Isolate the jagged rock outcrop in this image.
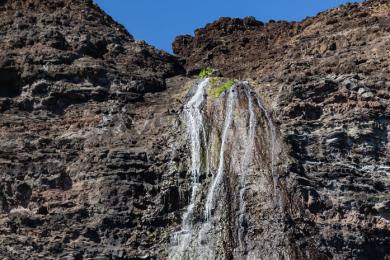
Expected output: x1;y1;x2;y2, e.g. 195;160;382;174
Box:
0;0;184;112
0;0;389;259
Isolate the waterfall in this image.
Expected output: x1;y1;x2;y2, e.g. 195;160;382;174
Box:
237;87;256;252
170;78;209;259
204;88;236;220
181;78;209;229
170;78;278;259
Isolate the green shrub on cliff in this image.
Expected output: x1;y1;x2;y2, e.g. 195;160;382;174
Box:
199;67;214;79
210;79;235;97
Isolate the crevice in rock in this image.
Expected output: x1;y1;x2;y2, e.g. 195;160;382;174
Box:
0;68;23;97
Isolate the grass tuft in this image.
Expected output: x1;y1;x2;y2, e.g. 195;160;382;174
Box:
210;79;235;97
199;67;214;79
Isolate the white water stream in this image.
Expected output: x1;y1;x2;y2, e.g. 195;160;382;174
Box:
181;78;209;229
237;88;257;251
170;78;209;259
204;88;236;220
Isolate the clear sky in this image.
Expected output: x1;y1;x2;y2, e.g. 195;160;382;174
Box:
95;0;363;53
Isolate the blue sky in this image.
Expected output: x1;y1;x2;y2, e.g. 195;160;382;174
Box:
95;0;362;53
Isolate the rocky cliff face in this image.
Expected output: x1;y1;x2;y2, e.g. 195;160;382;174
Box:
0;0;389;259
0;0;186;258
173;0;390;259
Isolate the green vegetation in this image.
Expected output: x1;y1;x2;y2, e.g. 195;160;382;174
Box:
199;67;214;79
209;77;219;87
210;79;235;97
198;68;235;97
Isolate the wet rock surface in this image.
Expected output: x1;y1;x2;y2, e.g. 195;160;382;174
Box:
0;0;390;259
169;79;292;260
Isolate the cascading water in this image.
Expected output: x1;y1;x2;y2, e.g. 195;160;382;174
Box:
237;87;257;253
204;88;236;220
170;78;209;259
181;78;209;229
170;78;279;260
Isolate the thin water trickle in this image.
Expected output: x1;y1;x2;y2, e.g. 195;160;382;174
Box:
204;88;236;220
237;87;257;250
255;96;278;205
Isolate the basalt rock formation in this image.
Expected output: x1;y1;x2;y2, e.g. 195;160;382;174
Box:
0;0;390;259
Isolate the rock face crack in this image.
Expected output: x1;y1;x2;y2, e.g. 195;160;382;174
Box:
0;68;22;97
